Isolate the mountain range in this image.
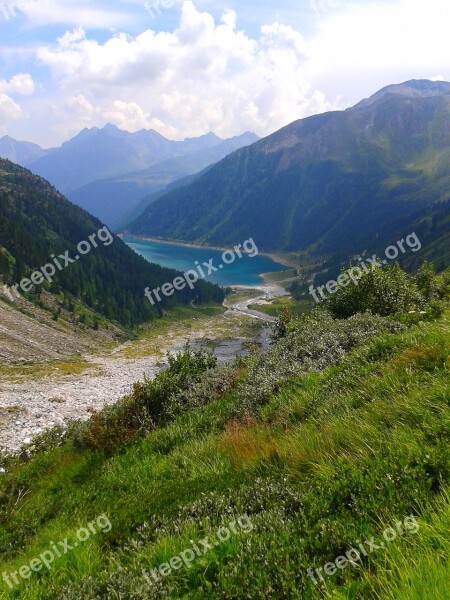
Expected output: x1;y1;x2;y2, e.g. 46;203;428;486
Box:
126;80;450;270
67;132;258;229
1;80;448;281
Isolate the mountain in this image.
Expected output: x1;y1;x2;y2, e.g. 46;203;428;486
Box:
355;79;450;107
0;159;223;327
127;80;450;268
18;125;229;194
0;135;49;164
67;132;258;230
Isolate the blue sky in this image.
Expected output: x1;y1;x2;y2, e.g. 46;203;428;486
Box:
0;0;449;147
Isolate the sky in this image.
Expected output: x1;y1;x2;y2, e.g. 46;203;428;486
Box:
0;0;449;147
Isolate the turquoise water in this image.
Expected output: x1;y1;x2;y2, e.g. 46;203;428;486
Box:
124;236;287;286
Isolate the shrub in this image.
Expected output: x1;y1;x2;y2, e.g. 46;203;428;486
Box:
272;307;293;340
234;309;404;416
70;395;149;451
132;346;217;426
164;365;239;419
71;347;217;451
414;261;440;300
327;262;423;318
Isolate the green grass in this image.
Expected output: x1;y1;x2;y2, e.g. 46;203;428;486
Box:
0;358;100;383
365;492;450;600
0;309;448;599
248;296;312;317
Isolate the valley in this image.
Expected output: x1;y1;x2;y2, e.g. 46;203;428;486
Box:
0;54;449;597
0;285;285;454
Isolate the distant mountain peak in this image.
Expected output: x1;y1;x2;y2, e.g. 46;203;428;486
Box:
184;132;222;143
127;79;450;261
0;135;46;164
355;78;450;108
102;123;121;131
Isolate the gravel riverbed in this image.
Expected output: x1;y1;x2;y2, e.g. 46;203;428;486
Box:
0;286;281;454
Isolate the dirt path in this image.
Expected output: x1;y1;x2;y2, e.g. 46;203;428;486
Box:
224;284;289;321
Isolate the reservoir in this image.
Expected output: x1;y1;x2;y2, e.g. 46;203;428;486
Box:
124;236;288;286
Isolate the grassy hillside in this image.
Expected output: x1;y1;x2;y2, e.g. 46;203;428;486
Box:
0;263;448;598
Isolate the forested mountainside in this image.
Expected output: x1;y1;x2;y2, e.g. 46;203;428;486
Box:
127;80;450;267
0;160;223;327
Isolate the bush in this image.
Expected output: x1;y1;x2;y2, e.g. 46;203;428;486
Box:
234;309;404;416
70;347;217;451
414;261;440;300
164;365;239;419
70;395;149;451
327;262;423;318
132;346;217;426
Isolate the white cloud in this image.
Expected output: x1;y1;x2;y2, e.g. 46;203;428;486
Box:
0;74;34;131
0;73;35;96
306;0;450;100
36;1;332;139
5;0;450;145
0;94;23;130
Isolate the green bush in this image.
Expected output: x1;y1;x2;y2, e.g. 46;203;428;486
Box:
70;347;217;451
133;346;217;426
234;309;404;416
70;395;149;452
327;262;423;318
164;365;239;419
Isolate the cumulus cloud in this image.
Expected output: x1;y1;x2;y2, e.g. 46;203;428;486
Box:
6;0;450;145
0;73;35;96
36;1;332;139
307;0;450;98
0;94;23;130
0;74;35;131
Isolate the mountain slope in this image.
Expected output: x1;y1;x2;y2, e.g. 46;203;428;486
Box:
67;133;258;229
0;136;49;164
128;80;450;266
0;159;223;327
